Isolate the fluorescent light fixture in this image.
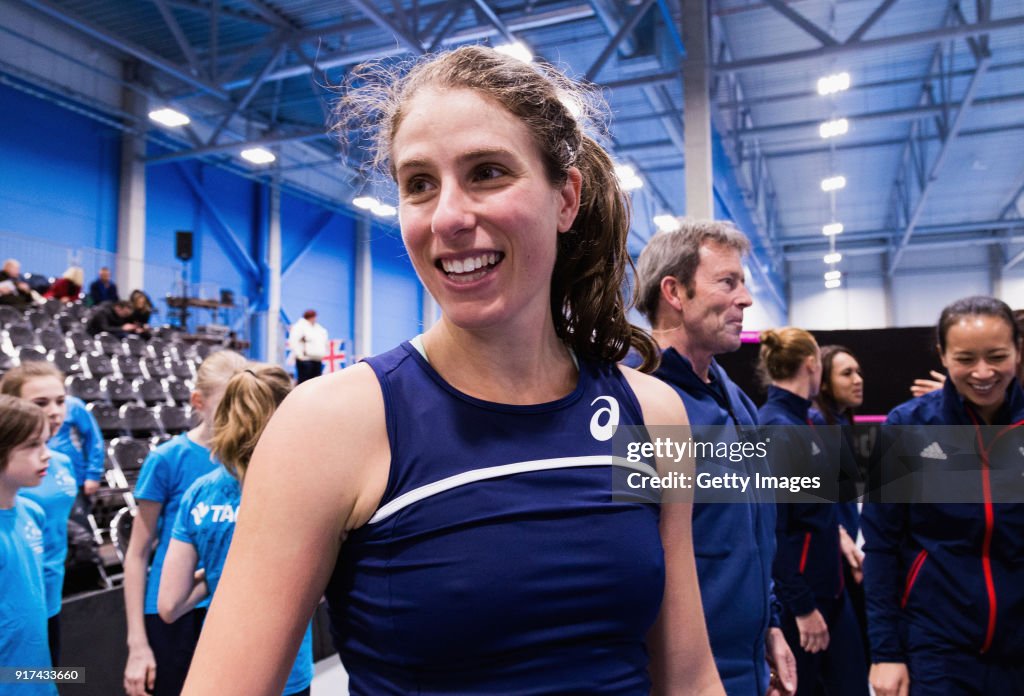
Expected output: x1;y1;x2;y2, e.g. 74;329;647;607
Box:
824;278;842;289
352;196;377;210
821;175;847;192
824;270;842;281
148;108;190;127
822;222;844;236
240;147;275;164
817;72;851;96
614;164;644;191
493;41;533;63
653;215;681;233
818;118;849;139
824;252;843;264
371;202;397;218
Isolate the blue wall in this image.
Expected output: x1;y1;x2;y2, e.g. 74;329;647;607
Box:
1;81;425;361
370;225;422;355
0;82;119;270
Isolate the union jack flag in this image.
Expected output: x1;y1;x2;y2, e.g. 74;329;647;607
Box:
322;339;348;373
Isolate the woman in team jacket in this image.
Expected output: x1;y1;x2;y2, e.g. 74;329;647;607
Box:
758;327;869;696
863;296;1024;696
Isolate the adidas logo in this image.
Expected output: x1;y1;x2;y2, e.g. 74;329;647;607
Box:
811;441;821;456
920;442;947;460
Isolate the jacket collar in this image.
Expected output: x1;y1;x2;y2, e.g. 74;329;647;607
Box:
940;375;1024;425
765;385;813;421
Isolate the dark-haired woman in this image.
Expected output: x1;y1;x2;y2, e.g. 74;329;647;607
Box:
863;296;1024;696
810;346;869;665
759;328;869;696
181;45;723;696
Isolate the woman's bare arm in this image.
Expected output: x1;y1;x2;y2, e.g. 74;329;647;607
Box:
181;364;390;696
621;367;725;696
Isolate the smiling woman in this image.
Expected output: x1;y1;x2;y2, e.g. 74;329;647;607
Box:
179;45;724;696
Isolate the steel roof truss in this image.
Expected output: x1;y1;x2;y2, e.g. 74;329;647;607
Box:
151;0;205;79
761;0;837;47
350;0;425;54
206;42;286;147
584;0;656;82
846;0;900;44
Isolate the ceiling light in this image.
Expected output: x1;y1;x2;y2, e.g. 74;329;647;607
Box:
821;175;847;192
824;270;842;281
493;41;533;63
371;202;397;218
352;196;378;210
148;108;190;127
819;118;849;139
653;215;681;233
240;147;275;164
614;164;644;191
824;278;842;289
817;72;851;96
822;222;844;236
824;252;842;264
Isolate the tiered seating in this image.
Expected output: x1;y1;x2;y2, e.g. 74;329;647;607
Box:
0;300;221;591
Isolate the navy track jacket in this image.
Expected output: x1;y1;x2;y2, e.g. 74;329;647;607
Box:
862;378;1024;662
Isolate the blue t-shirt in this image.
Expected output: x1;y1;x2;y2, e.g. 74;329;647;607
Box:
18;450;77;617
134;434;217;615
0;498;57;695
172;468;313;695
48;396;105;487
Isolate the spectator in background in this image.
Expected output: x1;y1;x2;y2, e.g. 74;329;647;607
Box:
87;300;141;338
87;267;119;306
288;309;328;383
129;289;154;329
44;266;84;303
0;258;35;309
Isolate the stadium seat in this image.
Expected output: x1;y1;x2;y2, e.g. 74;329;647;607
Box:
108;437;152;488
6;325;39;348
157;404;191;435
120;403;161;437
95;332;125;356
52;351;84;376
84;353;115;378
26;311;52;330
86;401;123;438
166;379;192;404
66;376;103;402
102;377;139;405
169;359;194;380
17;346;48;363
37;327;68;353
138;378;169;405
113;355;143;379
41;299;63;316
123;334;149;358
0;306;25;328
143;356;170;378
67;331;96;354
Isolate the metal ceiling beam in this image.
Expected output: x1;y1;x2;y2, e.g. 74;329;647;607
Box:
17;0;231;99
147;128;326;164
846;0;899;43
206;42;286;146
349;0;425;54
220;4;595;89
588;0;638;55
469;0;516;45
162;0;280;28
999;177;1024;271
782;219;1024;249
585;0;656;81
761;0;837;47
786;232;1024;262
152;0;204;78
729;90;1024;140
888;58;991;274
713;13;1024;74
760;122;1024;160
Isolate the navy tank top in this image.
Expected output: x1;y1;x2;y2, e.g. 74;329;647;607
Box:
324;341;665;695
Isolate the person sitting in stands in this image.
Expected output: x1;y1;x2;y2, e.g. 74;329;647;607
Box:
129;290;154;329
87;267;119;306
87;301;140;338
44;267;84;303
0;258;35;309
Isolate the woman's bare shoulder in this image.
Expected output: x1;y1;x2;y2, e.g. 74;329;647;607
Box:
617;364;688;427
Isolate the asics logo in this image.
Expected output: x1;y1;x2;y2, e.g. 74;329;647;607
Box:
590;396;620;441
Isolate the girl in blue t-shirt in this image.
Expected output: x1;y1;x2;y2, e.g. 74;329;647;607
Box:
122;350;248;696
0;394;57;696
158;364;312;696
1;362;78;666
